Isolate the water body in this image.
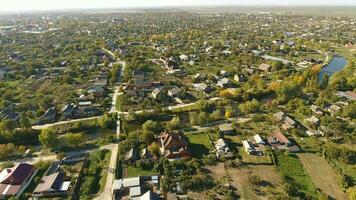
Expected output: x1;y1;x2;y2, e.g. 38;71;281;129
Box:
319;56;347;81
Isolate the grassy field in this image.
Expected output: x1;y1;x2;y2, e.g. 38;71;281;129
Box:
298;153;347;200
239;149;272;165
186;132;213;158
126;165;158;177
275;152;317;198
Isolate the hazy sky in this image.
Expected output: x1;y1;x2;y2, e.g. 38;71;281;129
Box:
0;0;355;12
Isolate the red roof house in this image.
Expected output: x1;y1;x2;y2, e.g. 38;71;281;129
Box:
0;163;35;197
158;130;192;160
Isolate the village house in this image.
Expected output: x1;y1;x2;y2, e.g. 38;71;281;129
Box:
254;134;266;145
220;70;229;77
0;106;19;122
305;116;320;126
125;148;139;164
179;54;189;61
132;70;145;80
112;177;161;200
258;63;271;72
139;190;161;200
41;107;57;123
234;74;247;82
327;104;341;115
273;111;286;121
215;138;233;158
151;88;161;99
282;116;296;130
168;87;182;97
272;131;292;146
87;85;105;97
242;140;256;155
218;123;234;135
217;78;232;88
133;79;152;90
157;130;191;160
310;105;323;115
192;83;211;93
0;163;36;199
33;171;70;197
112;177;141;199
335;91;356;101
61;103;78;119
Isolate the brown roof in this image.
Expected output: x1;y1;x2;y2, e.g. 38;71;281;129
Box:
0;163;34;185
161;131;188;149
0;163;35;196
273;131;291;145
34;172;64;194
160;130;191;159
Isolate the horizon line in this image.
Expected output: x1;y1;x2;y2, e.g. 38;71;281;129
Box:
1;4;356;15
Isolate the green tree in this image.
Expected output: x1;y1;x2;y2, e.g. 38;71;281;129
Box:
39;129;58;148
20;114;31;129
142;120;161;133
64;132;86;147
167;116;181;130
189;112;198;126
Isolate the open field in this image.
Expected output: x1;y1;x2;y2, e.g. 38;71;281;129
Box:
275;152;317;198
186;132;213;158
125;165;158;178
206;163;286;200
298;153;347;200
228;165;286;200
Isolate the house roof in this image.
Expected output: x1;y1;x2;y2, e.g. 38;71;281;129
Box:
0;163;34;185
140;190;161;200
273;111;285;121
168;87;182;95
254;134;264;144
34;172;64;193
305;116;319;124
284;116;295;126
259;63;271;71
273;131;291;145
161;131;188;149
0;163;35;196
130;186;141;197
123;177;140;188
218;123;233;132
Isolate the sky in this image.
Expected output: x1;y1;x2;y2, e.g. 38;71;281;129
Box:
0;0;355;12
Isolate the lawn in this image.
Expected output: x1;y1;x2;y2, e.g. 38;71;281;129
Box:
76;149;111;198
239;149;272;165
275;152;317;198
186;132;213;158
126;165;158;177
298;153;347;200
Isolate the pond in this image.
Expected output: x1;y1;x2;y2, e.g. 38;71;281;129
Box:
319;56;347;81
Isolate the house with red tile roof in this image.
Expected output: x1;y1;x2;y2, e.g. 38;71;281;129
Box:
0;163;36;198
158;130;192;160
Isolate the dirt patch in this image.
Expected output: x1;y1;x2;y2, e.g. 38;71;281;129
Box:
298;153;347;200
206;163;285;200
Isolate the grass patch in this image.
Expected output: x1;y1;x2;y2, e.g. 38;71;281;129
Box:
76;149;111;199
99;150;112;192
239;149;272;165
275;152;317;198
186;132;212;158
126;165;157;177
